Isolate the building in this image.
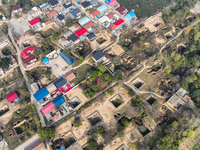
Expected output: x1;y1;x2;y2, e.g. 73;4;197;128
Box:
22;55;37;68
81;1;92;9
39;3;50;12
46;83;58;94
57;14;65;22
12;4;22;13
90;9;100;19
108;19;125;33
108;0;118;7
65;71;76;81
116;6;127;15
86;32;96;41
42;57;49;64
27;7;42;20
33;88;51;105
90;0;98;6
99;16;111;27
26;140;46;150
92;51;106;63
75;28;87;38
106;12;115;19
0;35;10;47
54;77;74;93
6;91;20;103
84;21;95;31
70;8;81;18
28;18;41;29
47;10;58;18
67;33;79;43
63;30;73;38
63;3;72;10
49;0;59;7
59;52;74;66
97;4;108;13
125;11;136;21
78;16;90;26
59;37;69;48
20;46;35;59
30;83;39;93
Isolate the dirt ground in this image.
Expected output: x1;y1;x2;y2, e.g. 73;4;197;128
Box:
55;84;132;146
17;35;39;50
155;36;166;45
96;32;113;49
110;44;124;56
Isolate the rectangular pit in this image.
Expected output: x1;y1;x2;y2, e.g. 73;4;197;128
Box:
87;111;103;127
145;95;157;105
109;94;124;108
132;78;144;89
137;125;151;137
68;96;81;109
0;105;9;116
64;131;76;149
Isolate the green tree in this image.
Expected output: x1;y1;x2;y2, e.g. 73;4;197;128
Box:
98;63;107;73
9;0;16;6
104;73;110;81
131;143;137;149
65;19;73;27
87;138;98;150
52;33;59;41
121;118;129;127
78;56;85;63
91;84;98;91
73;117;82;127
38;127;54;141
165;67;171;75
98;126;106;136
114;71;123;80
2;47;11;56
171;121;178;127
44;69;51;77
187;130;196;138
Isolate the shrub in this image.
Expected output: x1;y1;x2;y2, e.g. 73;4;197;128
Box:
117;130;124;138
38;127;54;141
2;47;11;56
73;117;82;127
171;121;178;127
121;118;129;127
87;138;98;150
98;126;106;137
131;142;137;149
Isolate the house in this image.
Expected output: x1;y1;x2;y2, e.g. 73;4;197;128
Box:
108;19;124;32
84;21;94;31
41;20;55;31
116;6;127;15
20;46;35;59
28;7;42;20
90;9;100;19
54;77;67;89
67;33;79;43
0;35;10;47
46;83;58;94
26;140;46;150
78;16;90;26
63;3;72;10
108;0;118;7
92;51;106;63
59;37;69;48
90;0;98;6
70;8;81;18
28;18;41;29
49;0;59;7
59;52;74;66
30;83;39;93
73;23;80;29
106;12;115;19
39;3;50;12
81;1;92;9
33;88;51;105
69;23;80;32
97;4;108;13
57;14;65;22
86;32;96;41
108;24;117;31
22;55;37;68
99;16;111;27
63;30;73;38
42;57;49;64
65;70;76;81
167;88;191;113
6;91;20;103
12;4;22;13
125;11;136;21
75;28;87;38
47;10;58;18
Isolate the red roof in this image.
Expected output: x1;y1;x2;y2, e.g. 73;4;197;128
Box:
23;55;37;67
108;0;117;7
20;46;35;59
90;9;100;17
106;12;115;19
55;89;59;93
116;6;126;14
47;10;58;18
28;18;40;26
108;24;117;31
6;91;18;103
83;21;94;29
41;102;55;114
114;19;124;26
75;28;87;37
73;23;80;28
12;4;21;11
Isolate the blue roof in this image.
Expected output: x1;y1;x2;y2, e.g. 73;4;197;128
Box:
87;32;95;40
70;8;81;16
81;1;91;8
97;4;107;12
90;0;98;5
125;14;132;21
59;52;74;66
93;51;104;61
38;99;45;105
128;11;135;17
57;14;65;21
53;96;65;107
33;88;49;101
49;0;58;6
43;57;49;64
16;98;20;103
39;3;50;9
78;16;90;25
60;148;65;150
63;3;72;9
104;0;111;3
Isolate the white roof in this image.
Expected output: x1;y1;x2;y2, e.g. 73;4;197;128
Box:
30;83;39;93
98;16;110;23
46;83;57;93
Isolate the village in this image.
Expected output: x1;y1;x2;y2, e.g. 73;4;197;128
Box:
0;0;200;150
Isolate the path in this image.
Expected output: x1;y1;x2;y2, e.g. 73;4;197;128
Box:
8;28;46;127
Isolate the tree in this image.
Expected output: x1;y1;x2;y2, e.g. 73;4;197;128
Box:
91;84;98;91
131;143;137;149
78;56;85;63
98;126;106;136
2;47;11;56
38;127;54;141
73;117;82;127
121;118;129;127
104;73;110;81
65;19;73;27
171;121;178;127
44;69;51;77
87;138;98;150
52;33;59;41
114;71;123;80
98;63;107;73
9;0;16;6
165;67;171;75
187;130;196;138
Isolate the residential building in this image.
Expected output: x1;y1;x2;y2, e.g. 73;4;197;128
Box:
78;16;90;26
57;14;65;23
42;57;49;64
6;91;20;103
22;55;37;68
0;35;10;47
84;21;95;31
28;7;43;20
12;4;22;13
20;46;35;59
26;140;46;150
63;30;73;38
59;37;69;48
67;33;79;44
59;51;74;66
47;10;58;18
108;0;118;7
28;17;41;30
63;3;73;12
30;83;39;93
125;11;136;22
86;32;96;41
54;77;74;93
81;1;92;9
33;88;51;105
70;8;81;18
92;51;107;63
46;83;58;94
75;28;87;38
39;3;50;12
116;6;128;15
90;9;100;19
90;0;98;6
97;4;108;14
49;0;59;7
65;70;76;81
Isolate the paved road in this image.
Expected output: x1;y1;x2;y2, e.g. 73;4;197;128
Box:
8;28;46;127
14;134;41;150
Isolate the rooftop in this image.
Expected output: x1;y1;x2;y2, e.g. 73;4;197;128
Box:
20;46;35;59
52;96;65;107
54;77;67;89
97;4;107;12
75;28;87;37
6;91;18;103
114;19;124;26
81;1;91;8
90;0;98;5
28;18;40;26
59;52;74;66
83;21;94;29
67;33;79;42
12;4;21;11
33;88;49;102
93;51;104;61
47;10;58;18
108;0;117;7
65;71;76;81
87;32;96;40
23;55;36;67
70;8;81;17
46;83;57;93
57;14;65;21
26;140;45;150
90;9;100;17
41;102;55;115
78;16;90;26
63;3;72;9
116;6;126;14
49;0;59;6
106;12;115;19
